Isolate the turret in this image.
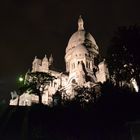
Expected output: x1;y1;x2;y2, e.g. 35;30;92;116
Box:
96;59;109;83
42;54;49;72
49;54;53;68
32;56;41;72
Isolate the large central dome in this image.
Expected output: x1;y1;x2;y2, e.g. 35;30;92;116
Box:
66;16;99;53
65;16;100;73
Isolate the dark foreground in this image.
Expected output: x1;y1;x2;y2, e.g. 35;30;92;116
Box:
0;92;140;140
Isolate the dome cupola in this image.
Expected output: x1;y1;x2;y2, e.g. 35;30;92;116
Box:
78;15;84;31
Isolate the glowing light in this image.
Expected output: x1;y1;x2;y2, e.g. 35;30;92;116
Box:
19;77;24;82
131;78;139;92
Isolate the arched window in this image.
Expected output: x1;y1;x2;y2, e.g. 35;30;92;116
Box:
86;61;88;68
87;61;91;69
54;82;57;88
89;62;91;69
72;79;76;84
86;61;92;69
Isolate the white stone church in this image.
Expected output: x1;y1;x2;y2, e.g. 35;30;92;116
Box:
10;16;109;106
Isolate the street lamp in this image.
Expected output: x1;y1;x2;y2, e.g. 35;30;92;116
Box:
19;76;24;82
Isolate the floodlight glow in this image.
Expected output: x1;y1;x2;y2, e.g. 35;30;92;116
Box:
131;78;139;92
19;77;24;82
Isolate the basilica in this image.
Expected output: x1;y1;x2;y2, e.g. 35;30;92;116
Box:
10;16;109;106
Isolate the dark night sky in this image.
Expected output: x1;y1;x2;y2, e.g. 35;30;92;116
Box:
0;0;139;102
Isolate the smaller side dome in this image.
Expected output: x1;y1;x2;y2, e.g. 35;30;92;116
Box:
72;44;89;57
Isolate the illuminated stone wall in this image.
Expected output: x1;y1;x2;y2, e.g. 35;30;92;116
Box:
10;16;109;106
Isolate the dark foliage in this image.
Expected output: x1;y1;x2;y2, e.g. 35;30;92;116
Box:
1;82;140;140
18;72;56;104
107;25;140;86
73;85;101;107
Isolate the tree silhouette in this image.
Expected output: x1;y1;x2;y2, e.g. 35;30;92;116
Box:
74;85;101;107
52;90;62;106
107;25;140;87
19;72;56;104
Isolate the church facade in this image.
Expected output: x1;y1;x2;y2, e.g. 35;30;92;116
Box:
10;16;109;106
